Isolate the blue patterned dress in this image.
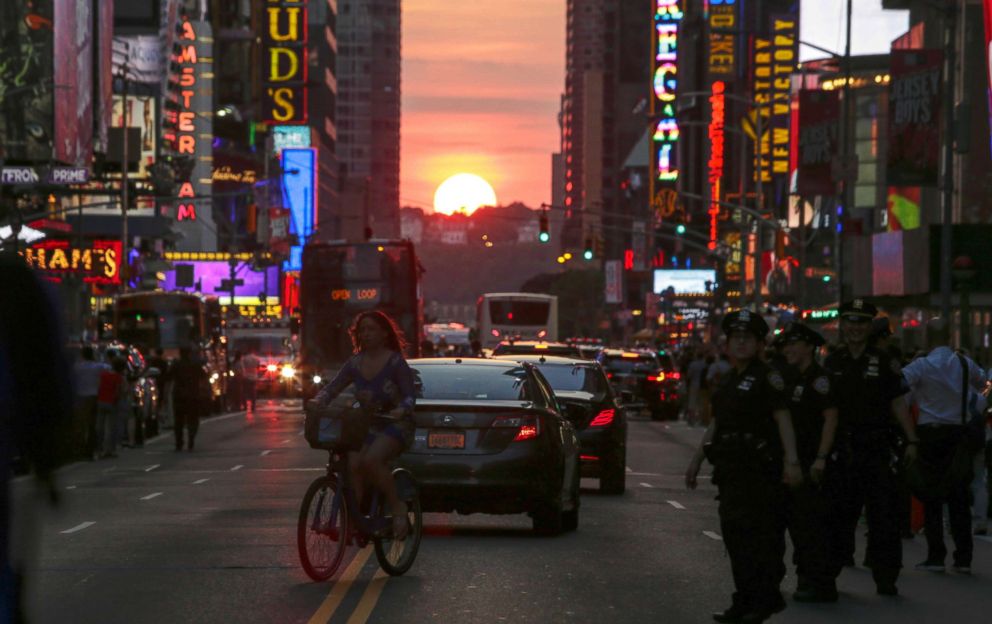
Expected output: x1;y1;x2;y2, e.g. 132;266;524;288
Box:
314;351;416;448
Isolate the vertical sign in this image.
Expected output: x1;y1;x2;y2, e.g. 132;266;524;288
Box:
752;38;772;183
650;0;683;215
887;49;943;187
797;89;840;196
708;81;726;250
264;0;308;124
282;148;317;271
769;14;798;191
605;260;623;304
707;0;738;80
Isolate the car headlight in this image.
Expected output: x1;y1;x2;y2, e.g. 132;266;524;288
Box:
312;374;322;385
266;364;278;373
280;365;295;379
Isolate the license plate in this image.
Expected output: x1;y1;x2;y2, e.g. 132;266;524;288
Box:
428;430;465;449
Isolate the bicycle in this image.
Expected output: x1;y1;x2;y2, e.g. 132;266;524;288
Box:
298;405;423;580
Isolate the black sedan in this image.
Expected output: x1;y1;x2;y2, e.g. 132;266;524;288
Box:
598;349;678;420
494;355;627;494
401;358;581;535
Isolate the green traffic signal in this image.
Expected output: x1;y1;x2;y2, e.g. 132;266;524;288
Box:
583;249;594;261
539;231;550;243
675;224;686;235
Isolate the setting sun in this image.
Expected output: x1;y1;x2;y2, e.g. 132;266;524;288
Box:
433;173;498;216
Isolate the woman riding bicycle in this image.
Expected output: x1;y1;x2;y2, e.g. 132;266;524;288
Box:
311;310;416;539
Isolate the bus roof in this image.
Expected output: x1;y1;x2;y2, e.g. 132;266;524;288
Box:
480;293;557;300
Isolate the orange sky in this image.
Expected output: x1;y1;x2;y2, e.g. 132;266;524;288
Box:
401;1;565;213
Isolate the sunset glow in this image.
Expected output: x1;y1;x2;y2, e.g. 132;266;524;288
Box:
433;174;498;216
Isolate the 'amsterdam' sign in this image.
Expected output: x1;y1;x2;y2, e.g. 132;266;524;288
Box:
263;0;308;124
23;239;122;284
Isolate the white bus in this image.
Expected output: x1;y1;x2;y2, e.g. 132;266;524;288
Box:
477;293;559;348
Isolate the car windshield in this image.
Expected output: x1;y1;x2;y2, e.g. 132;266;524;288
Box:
603;355;659;373
412;364;532;401
536;364;607;395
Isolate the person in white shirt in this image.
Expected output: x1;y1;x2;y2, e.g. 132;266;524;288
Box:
901;317;984;574
240;352;261;412
73;346;110;460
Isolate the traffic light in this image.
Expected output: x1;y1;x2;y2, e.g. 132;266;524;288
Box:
538;211;550;243
675;223;686;235
583;238;594;261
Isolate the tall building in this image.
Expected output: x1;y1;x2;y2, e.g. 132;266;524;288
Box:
561;0;610;252
335;0;402;240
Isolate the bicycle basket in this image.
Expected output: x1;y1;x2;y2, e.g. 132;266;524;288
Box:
304;406;372;451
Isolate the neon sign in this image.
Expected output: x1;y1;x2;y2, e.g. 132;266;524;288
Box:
708;81;726;250
708;0;737;78
770;14;798;180
23;240;122;284
651;0;683;198
264;0;308;124
173;16;199;221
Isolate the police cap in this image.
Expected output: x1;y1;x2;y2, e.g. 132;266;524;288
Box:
838;299;877;321
780;322;826;347
721;309;769;339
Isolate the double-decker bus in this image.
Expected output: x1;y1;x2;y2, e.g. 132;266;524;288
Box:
477;292;558;348
300;239;423;396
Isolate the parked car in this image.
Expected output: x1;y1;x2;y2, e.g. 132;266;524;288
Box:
400;358;581;535
491;340;582;359
598;349;679;420
493;354;626;494
101;342;160;438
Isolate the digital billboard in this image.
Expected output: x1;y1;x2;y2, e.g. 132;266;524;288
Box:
653;269;717;296
282;148;317;271
162;261;280;306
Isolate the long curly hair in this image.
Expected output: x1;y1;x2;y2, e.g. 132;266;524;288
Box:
349;310;408;354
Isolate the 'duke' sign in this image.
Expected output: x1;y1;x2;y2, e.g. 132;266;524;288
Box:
263;0;308;124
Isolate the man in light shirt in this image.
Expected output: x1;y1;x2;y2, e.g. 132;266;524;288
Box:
73;346;110;460
901;317;984;574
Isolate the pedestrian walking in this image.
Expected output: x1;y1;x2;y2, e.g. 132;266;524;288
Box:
241;351;260;412
685;351;708;426
72;345;109;460
686;309;802;623
96;358;128;459
901;317;985;574
171;348;208;451
779;322;839;602
823;299;918;596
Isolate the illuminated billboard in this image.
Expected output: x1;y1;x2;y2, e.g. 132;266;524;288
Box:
653;269;717;296
707;0;737;79
282;148;317;271
649;0;683;213
24;240;122;285
263;0;308;124
162;261;280;306
707;81;726;250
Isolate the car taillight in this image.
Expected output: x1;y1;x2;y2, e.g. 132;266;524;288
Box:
646;372;666;382
606;372;614;380
491;329;500;337
537;329;547;338
670;371;681;380
493;414;540;441
589;408;615;427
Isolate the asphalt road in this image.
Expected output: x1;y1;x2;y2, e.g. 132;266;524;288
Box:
12;399;992;623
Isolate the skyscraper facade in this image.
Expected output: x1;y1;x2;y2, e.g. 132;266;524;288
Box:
335;0;402;240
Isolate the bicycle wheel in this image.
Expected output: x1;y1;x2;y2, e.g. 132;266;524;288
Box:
298;475;350;581
373;469;422;576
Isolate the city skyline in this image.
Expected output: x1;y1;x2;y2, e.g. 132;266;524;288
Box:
401;0;909;212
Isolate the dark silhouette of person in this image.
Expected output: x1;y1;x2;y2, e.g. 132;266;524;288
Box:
171;348;208;451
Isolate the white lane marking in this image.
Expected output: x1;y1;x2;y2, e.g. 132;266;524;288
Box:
61;522;96;534
703;531;723;541
144;464;161;472
664;425;671;430
625;466;633;473
140;492;163;501
281;439;291;444
628;471;663;477
65;485;77;490
666;500;686;510
231;465;244;471
260;450;272;456
193;478;210;485
639;482;654;489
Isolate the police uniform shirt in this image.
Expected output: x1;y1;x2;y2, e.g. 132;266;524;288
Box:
787;361;838;470
712;358;789;446
823;345;906;432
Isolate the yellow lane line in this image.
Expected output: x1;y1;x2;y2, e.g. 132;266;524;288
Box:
345;568;390;624
307;547;373;624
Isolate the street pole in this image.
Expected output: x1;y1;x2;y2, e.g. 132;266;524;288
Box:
837;0;852;306
738;113;748;307
120;55;130;292
753;103;763;311
939;5;957;325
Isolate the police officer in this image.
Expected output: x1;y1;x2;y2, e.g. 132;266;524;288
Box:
686;310;802;623
779;322;839;602
823;300;919;596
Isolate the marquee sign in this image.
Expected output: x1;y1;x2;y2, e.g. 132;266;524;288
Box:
650;0;683;213
23;240;122;284
707;0;737;79
769;14;798;184
263;0;308;124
